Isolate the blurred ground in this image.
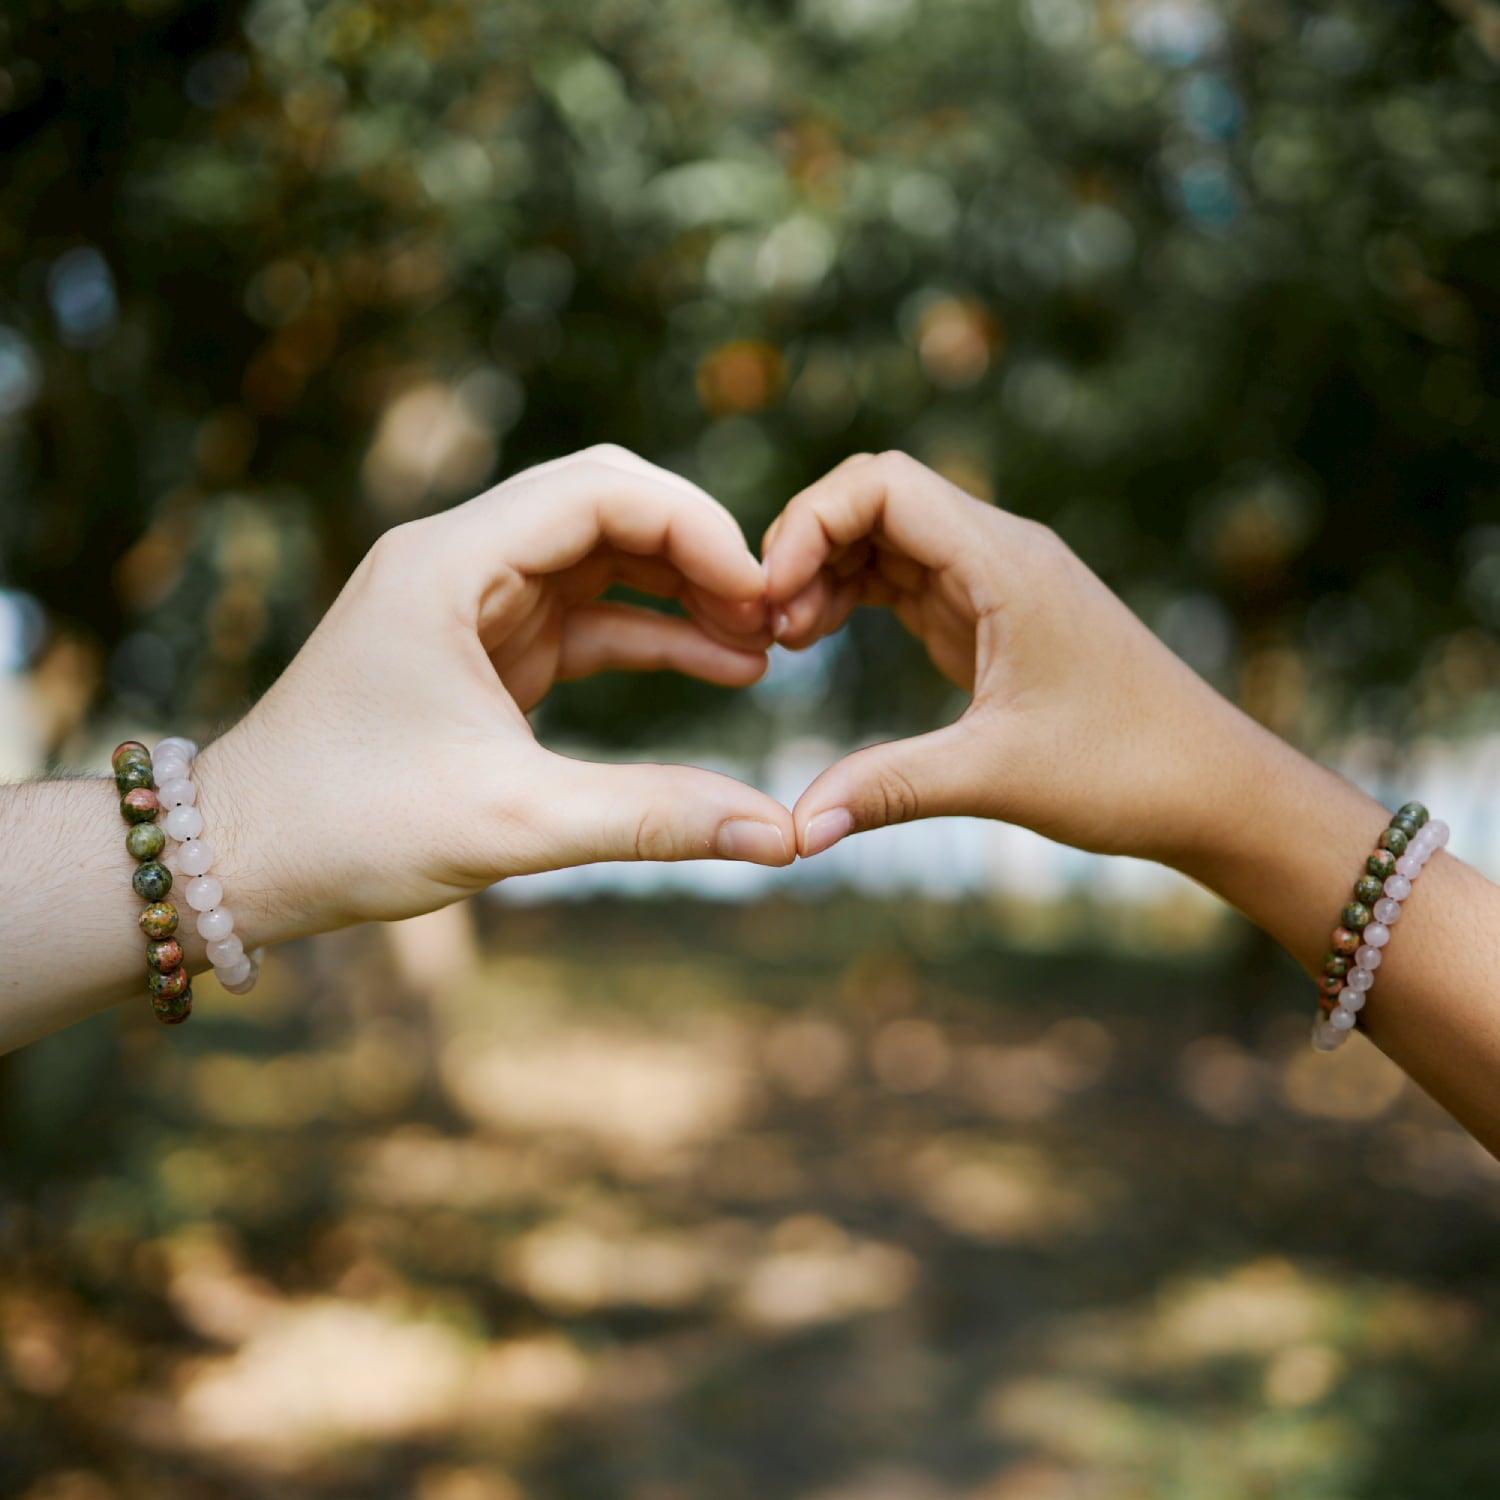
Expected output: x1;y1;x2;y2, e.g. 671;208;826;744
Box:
4;895;1499;1500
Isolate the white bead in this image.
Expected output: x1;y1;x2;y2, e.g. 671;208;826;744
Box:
1312;1021;1343;1052
1349;967;1375;992
155;736;198;760
153;755;190;784
197;907;234;941
185;875;223;912
1356;944;1382;972
1330;1006;1357;1030
1373;897;1402;925
1383;874;1412;902
219;957;259;996
1417;818;1449;851
206;934;244;967
217;954;253;986
177;839;214;877
1363;922;1390;948
164;805;204;841
1342;988;1366;1012
157;777;196;809
1395;853;1423;879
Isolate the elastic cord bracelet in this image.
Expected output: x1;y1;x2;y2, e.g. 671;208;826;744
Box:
1312;802;1448;1053
152;738;261;996
112;740;191;1025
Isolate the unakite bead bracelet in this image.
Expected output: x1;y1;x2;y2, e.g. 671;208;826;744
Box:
112;739;192;1025
152;738;261;996
1312;801;1448;1053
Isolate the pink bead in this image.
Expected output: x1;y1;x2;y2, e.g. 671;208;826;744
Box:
1312;1021;1343;1052
1373;897;1402;925
196;907;234;942
206;934;244;968
217;954;253;986
1419;818;1450;850
185;875;223;912
153;755;190;785
219;958;259;996
1363;922;1390;948
164;804;204;841
177;839;214;877
1395;853;1423;879
1349;966;1375;992
1383;874;1412;902
157;777;196;809
1356;944;1382;972
155;736;197;760
1330;1006;1357;1030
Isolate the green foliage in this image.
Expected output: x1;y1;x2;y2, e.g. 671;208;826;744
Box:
0;0;1496;741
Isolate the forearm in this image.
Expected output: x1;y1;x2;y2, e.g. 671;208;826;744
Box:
1174;711;1500;1153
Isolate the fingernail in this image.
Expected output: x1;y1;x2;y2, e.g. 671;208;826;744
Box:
802;808;854;857
717;819;788;866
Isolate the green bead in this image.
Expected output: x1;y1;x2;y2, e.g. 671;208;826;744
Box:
132;861;173;901
1353;874;1384;906
1319;973;1344;997
1388;814;1421;841
148;966;189;1000
146;938;183;972
138;901;179;940
126;822;166;861
1342;901;1372;932
1397;802;1429;829
111;740;150;773
151;983;192;1025
120;788;160;824
114;761;155;794
1366;850;1397;881
1323;954;1350;979
1378;826;1409;856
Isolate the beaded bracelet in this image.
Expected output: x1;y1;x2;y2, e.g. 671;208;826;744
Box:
1312;801;1449;1053
112;740;192;1025
152;738;261;996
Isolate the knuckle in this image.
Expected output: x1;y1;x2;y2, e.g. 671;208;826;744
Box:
632;805;682;863
869;761;922;827
578;441;636;466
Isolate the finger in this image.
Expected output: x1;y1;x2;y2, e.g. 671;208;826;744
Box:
450;455;766;614
590;553;771;646
792;720;990;857
764;452;988;604
542;755;795;869
556;604;769;686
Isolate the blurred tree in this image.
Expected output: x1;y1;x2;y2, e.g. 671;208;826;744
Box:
0;0;1496;751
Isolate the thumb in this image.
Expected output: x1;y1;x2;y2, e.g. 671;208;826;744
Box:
793;721;989;857
542;754;795;869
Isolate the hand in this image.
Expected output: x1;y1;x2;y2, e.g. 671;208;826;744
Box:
762;452;1279;867
193;446;795;947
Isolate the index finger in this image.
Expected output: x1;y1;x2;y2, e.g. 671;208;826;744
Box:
763;452;988;603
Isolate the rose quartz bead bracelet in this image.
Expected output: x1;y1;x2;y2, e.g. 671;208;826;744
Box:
152;736;261;997
1312;802;1446;1053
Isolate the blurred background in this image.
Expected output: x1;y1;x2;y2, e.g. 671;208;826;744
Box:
3;0;1500;1495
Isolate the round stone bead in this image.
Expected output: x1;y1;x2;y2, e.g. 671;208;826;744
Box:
197;907;234;942
1322;954;1350;979
1388;814;1421;841
219;958;259;996
1413;818;1450;854
121;788;161;824
1349;966;1375;992
146;938;184;972
177;839;214;877
1383;874;1412;902
1397;802;1429;829
185;875;223;913
1377;826;1409;856
157;778;196;809
155;736;198;761
139;901;179;939
1312;1021;1344;1052
153;755;190;785
1331;926;1361;957
114;761;155;794
1319;972;1343;997
132;861;173;902
1330;1006;1358;1031
1341;901;1372;932
148;966;189;1000
1373;897;1402;926
1356;944;1383;972
1395;853;1423;879
111;741;150;772
217;954;253;987
1365;850;1397;881
125;821;166;862
1363;921;1391;948
1339;986;1366;1012
206;934;244;968
151;984;192;1025
1353;874;1384;906
164;804;205;841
